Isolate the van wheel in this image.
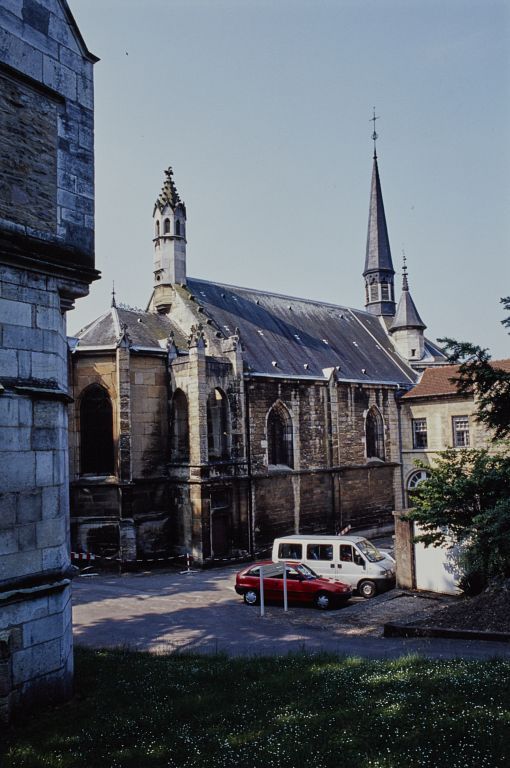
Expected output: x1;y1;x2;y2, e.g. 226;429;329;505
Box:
243;589;259;606
315;592;332;610
358;580;377;599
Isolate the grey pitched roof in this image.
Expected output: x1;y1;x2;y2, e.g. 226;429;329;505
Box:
73;306;186;351
187;278;417;385
389;275;426;332
364;156;394;276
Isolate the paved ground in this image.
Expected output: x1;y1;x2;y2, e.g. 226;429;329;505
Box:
72;563;510;661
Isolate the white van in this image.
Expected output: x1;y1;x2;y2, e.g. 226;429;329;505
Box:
272;534;395;598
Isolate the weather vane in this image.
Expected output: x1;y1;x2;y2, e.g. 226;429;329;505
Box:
370;107;379;158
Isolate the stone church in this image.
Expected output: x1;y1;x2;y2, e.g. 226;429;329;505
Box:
69;150;445;565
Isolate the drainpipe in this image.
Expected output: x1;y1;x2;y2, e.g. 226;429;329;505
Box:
244;379;254;555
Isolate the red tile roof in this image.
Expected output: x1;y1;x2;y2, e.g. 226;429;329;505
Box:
402;359;510;399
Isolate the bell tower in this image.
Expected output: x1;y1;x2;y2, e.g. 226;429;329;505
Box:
363;111;396;319
153;167;187;295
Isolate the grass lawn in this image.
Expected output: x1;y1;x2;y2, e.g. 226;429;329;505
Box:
2;648;509;768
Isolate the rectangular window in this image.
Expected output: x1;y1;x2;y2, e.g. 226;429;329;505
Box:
278;543;302;560
412;418;428;449
452;416;470;447
381;283;390;300
370;284;378;301
306;544;333;561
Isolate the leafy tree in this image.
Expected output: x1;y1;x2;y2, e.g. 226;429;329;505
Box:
407;297;510;591
438;296;510;439
409;447;510;590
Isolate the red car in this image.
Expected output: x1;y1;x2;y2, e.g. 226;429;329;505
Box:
235;561;352;610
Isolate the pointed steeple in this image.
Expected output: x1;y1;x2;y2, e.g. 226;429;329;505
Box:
152;167;187;308
363;112;395;318
389;255;426;362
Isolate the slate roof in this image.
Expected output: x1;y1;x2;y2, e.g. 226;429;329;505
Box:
402;360;510;399
389;275;426;332
73;306;186;351
187;278;417;385
364;156;394;276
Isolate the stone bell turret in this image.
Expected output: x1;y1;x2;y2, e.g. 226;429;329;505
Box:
153;167;187;310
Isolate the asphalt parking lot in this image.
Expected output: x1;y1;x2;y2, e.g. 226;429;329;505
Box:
72;563;510;660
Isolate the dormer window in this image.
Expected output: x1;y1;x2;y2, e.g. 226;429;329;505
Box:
163;218;171;234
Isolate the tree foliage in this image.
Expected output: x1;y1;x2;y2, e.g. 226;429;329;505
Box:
438;296;510;439
408;297;510;591
408;447;510;588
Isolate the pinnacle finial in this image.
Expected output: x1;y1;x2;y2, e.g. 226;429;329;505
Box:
370;107;379;159
402;249;409;291
111;281;117;308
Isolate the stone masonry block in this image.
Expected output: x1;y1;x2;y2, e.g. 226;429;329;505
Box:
0;27;43;81
0;549;42;580
33;401;63;429
0;530;18;556
0;595;48;628
41;544;67;571
0;494;17;529
18;523;36;551
48;9;80;53
16;490;42;524
0;452;35;493
2;326;44;352
23;611;66;648
41;486;59;519
31;351;62;383
42;55;76;100
0;397;18;428
36;517;65;549
0;427;30;451
11;637;62;686
35;451;54;486
0;298;32;327
35;305;60;332
2;1;23;19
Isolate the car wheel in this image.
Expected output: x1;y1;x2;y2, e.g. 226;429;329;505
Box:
358;580;377;599
314;591;332;610
243;589;259;606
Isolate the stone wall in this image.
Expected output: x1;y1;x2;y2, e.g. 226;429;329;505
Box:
0;0;97;722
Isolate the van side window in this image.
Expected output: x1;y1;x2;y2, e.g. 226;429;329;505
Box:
278;543;302;559
340;545;354;562
307;544;333;561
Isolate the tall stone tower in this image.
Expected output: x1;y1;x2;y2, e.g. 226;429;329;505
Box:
153;167;187;311
363;119;396;319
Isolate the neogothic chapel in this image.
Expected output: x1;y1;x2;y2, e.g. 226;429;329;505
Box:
69;148;445;563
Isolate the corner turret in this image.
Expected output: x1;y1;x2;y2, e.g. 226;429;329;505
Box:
153;167;187;310
389;255;426;362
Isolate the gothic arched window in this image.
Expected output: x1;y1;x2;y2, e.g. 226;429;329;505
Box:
207;388;230;461
163;218;171;234
175;219;181;236
171;389;189;461
267;402;294;468
155;220;160;238
80;384;114;475
365;406;385;461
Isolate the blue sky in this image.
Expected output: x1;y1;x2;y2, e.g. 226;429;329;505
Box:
70;0;510;358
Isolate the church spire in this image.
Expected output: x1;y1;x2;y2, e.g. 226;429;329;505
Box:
363;112;395;318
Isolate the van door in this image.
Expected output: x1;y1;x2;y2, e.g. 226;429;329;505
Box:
329;543;366;587
304;542;334;578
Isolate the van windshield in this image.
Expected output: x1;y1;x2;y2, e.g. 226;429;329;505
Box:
356;539;385;563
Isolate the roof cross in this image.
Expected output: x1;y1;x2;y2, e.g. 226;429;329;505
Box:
370;107;379;158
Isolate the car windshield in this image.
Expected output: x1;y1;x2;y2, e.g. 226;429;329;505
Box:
294;563;318;579
356;539;385;563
